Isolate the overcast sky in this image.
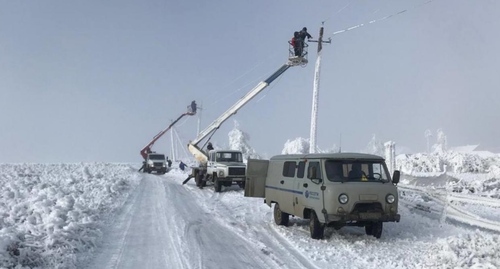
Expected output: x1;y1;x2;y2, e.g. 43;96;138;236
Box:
1;0;499;163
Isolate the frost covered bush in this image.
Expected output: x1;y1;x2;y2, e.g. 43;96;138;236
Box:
0;163;139;268
443;151;485;173
396;153;443;173
397;151;493;174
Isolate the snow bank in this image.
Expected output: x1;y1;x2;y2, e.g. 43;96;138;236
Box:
0;163;140;268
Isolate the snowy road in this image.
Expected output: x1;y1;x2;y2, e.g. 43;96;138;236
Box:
86;173;316;269
85;169;500;269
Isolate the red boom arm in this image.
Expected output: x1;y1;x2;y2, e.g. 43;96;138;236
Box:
140;111;195;159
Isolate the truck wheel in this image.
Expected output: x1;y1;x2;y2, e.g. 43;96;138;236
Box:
273;203;289;226
310;211;324;239
195;174;203;188
366;222;383;239
214;177;222;193
238;182;245;189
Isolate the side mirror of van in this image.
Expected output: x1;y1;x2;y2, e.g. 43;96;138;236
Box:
392;170;400;185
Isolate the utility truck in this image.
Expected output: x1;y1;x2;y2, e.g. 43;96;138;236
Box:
142;152;167;174
139;103;196;174
182;45;308;192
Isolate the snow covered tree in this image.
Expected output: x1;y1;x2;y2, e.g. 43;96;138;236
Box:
424;129;432;153
365;134;384;157
432;128;447;153
320;144;340;153
282;137;310;154
228;120;261;161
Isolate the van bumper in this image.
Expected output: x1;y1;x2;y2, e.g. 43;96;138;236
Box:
326;213;401;223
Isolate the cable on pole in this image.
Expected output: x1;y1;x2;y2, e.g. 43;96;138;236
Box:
331;0;436;37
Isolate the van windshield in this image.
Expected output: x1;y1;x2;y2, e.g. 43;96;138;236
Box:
149;154;165;160
324;160;390;183
216;152;243;162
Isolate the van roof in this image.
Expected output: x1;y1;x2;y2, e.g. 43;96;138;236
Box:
270;152;384;161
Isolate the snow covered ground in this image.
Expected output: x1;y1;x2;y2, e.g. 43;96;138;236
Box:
1;163;500;268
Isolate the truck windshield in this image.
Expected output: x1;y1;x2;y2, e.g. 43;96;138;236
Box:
149;154;165;160
216;152;243;162
324;160;390;183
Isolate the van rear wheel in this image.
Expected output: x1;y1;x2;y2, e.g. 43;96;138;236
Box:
310;211;325;239
273;203;289;226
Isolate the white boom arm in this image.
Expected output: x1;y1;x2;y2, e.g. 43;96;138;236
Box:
188;62;296;163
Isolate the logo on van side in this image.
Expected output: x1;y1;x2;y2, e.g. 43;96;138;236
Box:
305;190;319;200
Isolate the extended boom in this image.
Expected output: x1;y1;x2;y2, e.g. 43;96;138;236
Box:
187;61;303;164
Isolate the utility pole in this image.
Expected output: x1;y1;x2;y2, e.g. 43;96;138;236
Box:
308;23;331;153
196;103;203;137
170;124;176;161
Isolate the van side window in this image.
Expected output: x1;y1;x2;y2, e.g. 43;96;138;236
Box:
282;161;296;177
297;161;305;178
307;162;321;179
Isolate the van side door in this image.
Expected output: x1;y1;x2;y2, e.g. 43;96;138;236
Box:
274;160;298;214
293;161;307;217
295;160;323;217
244;159;269;198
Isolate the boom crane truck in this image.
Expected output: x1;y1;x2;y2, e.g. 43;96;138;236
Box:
139;103;197;174
183;50;308;192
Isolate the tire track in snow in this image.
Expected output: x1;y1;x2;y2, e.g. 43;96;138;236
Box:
165;179;273;269
186;185;320;269
85;174;143;269
87;174;193;269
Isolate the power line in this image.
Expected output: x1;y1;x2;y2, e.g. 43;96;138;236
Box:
331;0;436;36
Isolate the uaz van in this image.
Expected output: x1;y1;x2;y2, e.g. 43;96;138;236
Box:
245;153;401;239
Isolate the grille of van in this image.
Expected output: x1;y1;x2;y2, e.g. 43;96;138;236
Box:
351;203;383;213
228;167;246;176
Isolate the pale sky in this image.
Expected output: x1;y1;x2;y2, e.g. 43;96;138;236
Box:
1;0;499;163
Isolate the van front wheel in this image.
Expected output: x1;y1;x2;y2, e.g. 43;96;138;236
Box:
365;222;383;239
273;203;289;226
310;211;325;239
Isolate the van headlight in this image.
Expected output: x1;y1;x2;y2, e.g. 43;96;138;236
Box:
338;194;349;204
386;194;395;204
218;170;224;177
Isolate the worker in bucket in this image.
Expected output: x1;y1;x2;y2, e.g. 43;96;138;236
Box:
291;31;301;56
190;100;197;114
298;27;312;56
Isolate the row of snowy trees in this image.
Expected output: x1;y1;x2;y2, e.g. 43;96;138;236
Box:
223;122;499;177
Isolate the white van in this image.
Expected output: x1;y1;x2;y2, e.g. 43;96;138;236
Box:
245;153;401;239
